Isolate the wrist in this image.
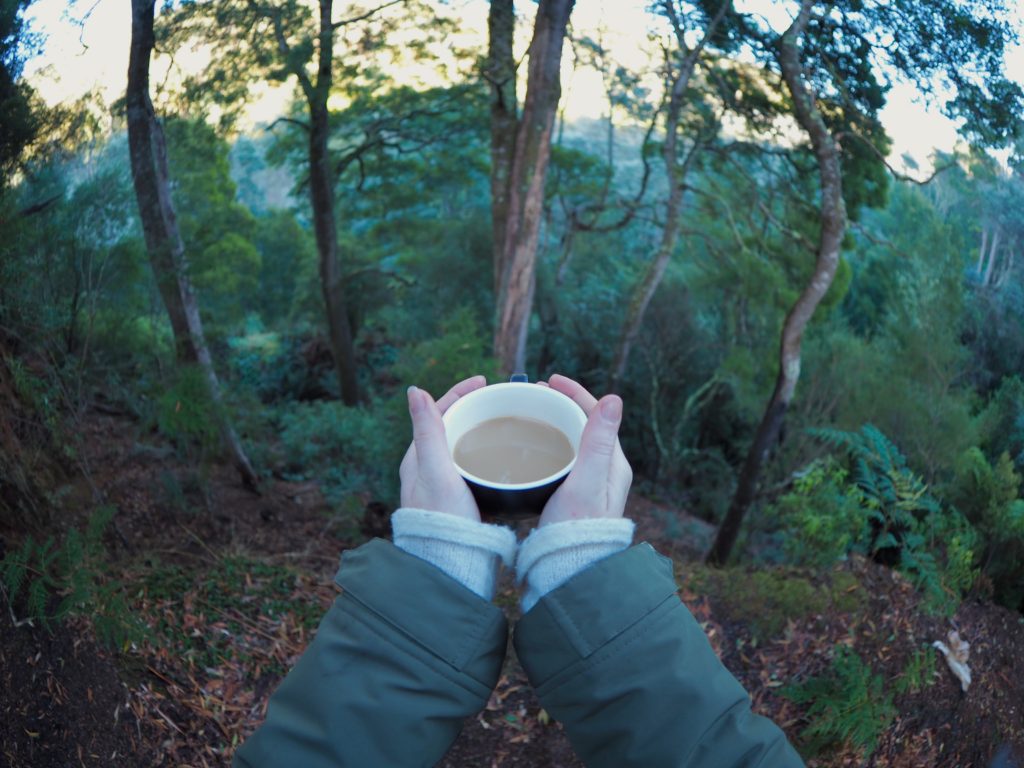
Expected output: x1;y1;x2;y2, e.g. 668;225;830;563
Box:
517;517;635;612
392;508;517;600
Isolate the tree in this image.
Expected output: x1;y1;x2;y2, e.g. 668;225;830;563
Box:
707;0;1024;565
126;0;258;488
0;0;38;183
164;0;465;404
487;0;574;374
607;0;729;393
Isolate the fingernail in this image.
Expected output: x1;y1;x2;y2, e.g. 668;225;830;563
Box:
601;395;622;422
407;386;421;413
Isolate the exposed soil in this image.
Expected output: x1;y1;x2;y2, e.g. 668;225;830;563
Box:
0;598;141;766
0;410;1022;767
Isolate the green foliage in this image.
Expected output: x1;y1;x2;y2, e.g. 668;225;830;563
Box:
392;306;499;397
948;448;1024;609
142;555;322;671
0;506;145;649
761;425;970;609
784;645;896;759
277;398;402;505
154;365;220;459
767;459;866;568
894;645;937;696
686;565;864;643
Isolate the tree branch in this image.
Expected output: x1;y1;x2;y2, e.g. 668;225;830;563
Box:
332;0;404;29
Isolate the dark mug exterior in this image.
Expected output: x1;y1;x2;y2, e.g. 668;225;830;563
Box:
468;472;568;521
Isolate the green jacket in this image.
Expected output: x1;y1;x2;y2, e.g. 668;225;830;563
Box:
233;539;803;767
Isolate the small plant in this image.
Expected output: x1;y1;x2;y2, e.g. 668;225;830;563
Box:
784;645;896;758
894;645;937;696
0;506;146;649
154;365;220;459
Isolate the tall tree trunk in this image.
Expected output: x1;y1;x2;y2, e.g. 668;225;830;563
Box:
263;0;361;404
309;0;360;405
707;0;846;565
606;0;728;393
489;0;574;375
126;0;258;490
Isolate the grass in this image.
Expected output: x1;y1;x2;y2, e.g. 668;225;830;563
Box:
684;564;866;643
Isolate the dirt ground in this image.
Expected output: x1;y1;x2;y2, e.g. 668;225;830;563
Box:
1;411;1022;767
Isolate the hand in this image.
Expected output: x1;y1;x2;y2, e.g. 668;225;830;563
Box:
538;374;633;527
399;376;487;522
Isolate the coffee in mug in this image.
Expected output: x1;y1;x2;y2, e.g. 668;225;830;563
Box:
453;416;575;484
442;378;587;519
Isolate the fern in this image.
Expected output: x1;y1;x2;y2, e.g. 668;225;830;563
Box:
784;645;896;758
807;424;977;615
0;507;146;649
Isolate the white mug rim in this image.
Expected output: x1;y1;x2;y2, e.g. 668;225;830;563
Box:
442;382;586;490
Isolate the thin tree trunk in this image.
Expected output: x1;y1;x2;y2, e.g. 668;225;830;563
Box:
311;0;360;404
983;228;1001;287
126;0;259;490
976;227;988;276
263;0;361;404
707;0;846;565
606;0;728;393
490;0;574;375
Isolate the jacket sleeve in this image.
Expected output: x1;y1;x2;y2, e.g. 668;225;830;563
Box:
233;538;508;768
513;543;804;768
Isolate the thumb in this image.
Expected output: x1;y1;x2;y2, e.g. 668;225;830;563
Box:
570;395;622;480
408;386;453;477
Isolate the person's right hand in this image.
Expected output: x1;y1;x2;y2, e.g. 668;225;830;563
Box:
538;374;632;527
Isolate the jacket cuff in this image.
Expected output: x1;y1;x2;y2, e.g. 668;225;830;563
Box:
517;518;635;612
392;508;517;600
514;543;678;686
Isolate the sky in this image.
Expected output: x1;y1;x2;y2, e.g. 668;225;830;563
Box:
23;0;1024;174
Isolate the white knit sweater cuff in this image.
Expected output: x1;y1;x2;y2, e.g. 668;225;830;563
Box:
392;508;518;600
517;518;635;613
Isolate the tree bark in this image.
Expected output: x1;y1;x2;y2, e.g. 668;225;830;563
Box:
983;227;1000;287
707;0;846;565
263;0;361;405
489;0;575;375
309;0;360;405
126;0;259;490
606;0;728;394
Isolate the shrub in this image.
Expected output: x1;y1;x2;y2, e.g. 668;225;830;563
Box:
686;565;865;643
278;399;404;506
767;459;867;568
0;507;145;649
948;448;1024;609
153;365;220;459
784;645;896;758
805;425;979;615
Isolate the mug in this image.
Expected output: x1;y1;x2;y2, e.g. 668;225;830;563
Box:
442;375;587;520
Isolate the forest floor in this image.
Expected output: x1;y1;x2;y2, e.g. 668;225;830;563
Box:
1;410;1023;767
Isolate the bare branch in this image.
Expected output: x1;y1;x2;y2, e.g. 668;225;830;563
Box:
332;0;404;29
265;116;311;133
843;130;956;185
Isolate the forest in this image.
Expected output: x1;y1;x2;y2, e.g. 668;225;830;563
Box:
1;0;1024;765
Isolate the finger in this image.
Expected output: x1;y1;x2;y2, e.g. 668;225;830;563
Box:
408;387;456;477
535;381;550;388
570;394;623;482
435;375;487;415
548;373;599;415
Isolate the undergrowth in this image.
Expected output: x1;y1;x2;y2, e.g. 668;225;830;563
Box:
0;506;146;649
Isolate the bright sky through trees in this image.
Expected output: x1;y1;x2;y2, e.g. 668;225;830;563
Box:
23;0;1024;170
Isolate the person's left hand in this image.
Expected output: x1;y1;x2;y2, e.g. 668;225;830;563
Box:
399;376;486;522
